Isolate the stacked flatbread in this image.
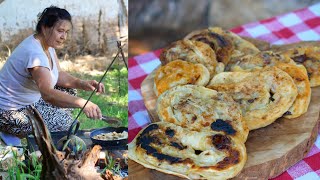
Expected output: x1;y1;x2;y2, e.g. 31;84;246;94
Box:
129;27;316;179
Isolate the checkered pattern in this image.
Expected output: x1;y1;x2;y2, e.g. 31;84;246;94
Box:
128;3;320;180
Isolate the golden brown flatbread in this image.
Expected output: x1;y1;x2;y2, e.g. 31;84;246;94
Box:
184;27;234;65
225;51;311;118
159;40;224;78
156;85;248;142
133;27;314;180
199;27;261;68
226;51;295;71
207;67;298;130
275;46;320;87
273;63;311;119
184;27;261;66
128;122;247;180
153;60;210;96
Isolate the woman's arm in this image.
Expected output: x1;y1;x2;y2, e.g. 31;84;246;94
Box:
53;52;105;93
56;71;82;89
29;66;102;119
57;71;83;89
57;71;105;94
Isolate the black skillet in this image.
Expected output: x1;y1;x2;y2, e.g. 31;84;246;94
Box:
90;126;128;147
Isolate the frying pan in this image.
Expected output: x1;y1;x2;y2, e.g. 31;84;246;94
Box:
90;127;128;147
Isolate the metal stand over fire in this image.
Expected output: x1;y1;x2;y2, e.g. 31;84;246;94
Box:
56;37;128;152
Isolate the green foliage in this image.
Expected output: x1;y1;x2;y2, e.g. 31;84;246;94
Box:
70;66;128;130
0;148;42;180
101;152;121;176
61;135;87;154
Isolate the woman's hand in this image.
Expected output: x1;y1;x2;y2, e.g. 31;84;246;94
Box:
83;101;102;119
80;80;105;94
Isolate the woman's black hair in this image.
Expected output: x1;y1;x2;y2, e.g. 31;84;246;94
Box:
36;6;72;34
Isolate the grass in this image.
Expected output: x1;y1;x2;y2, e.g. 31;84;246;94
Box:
69;65;128;130
0;148;42;180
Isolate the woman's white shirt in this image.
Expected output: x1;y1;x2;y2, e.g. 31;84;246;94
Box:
0;34;59;110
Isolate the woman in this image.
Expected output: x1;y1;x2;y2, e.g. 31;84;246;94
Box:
0;6;104;138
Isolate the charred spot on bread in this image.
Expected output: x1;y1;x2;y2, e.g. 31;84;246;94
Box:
209;32;229;47
142;124;159;135
165;128;175;138
269;91;275;102
211;119;236;135
283;111;292;116
141;143;158;154
137;124;159;146
308;72;312;78
262;53;272;65
247;99;255;103
197;148;241;170
189;31;232;64
137;133;152;147
191;114;198;123
211;134;231;150
215;149;240;170
170;142;187;150
195;150;203;155
152;153;184;164
192;36;216;50
137;132;164;149
292;54;307;63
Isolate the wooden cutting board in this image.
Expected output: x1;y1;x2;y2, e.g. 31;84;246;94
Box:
129;69;320;179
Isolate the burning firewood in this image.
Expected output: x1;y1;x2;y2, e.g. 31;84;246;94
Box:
26;105;123;180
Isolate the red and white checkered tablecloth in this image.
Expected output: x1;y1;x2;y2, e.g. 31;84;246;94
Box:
128;3;320;180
